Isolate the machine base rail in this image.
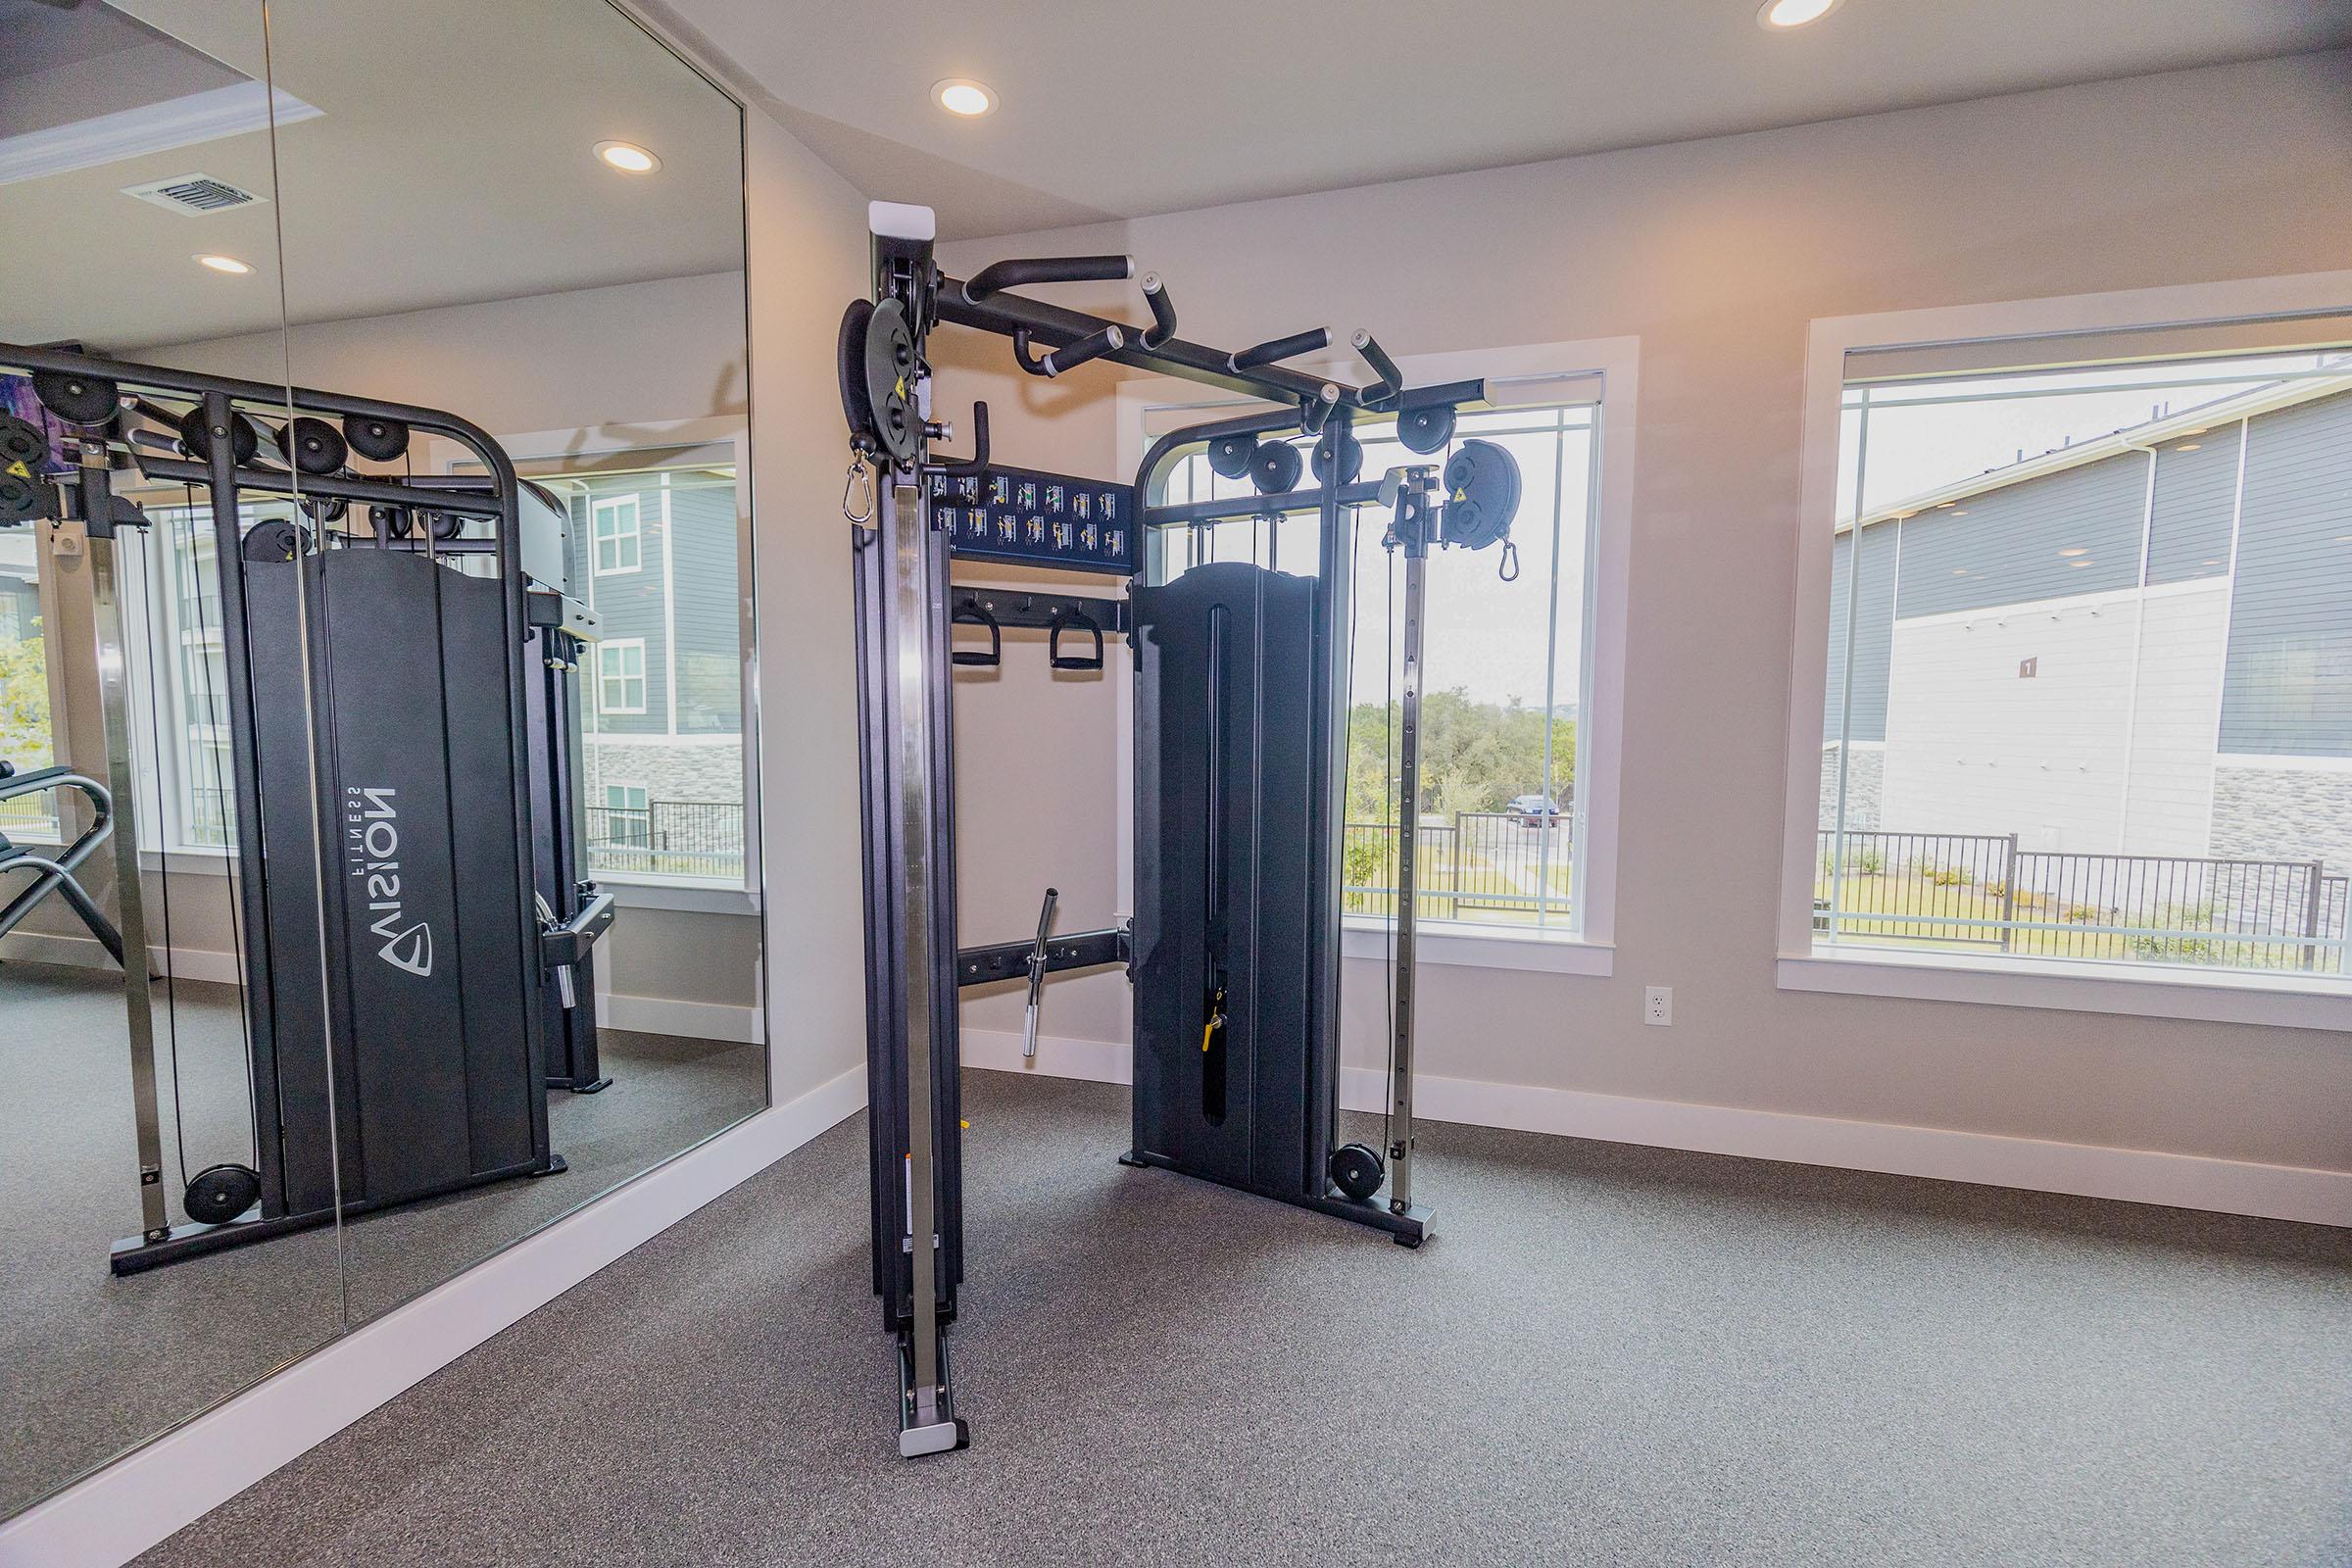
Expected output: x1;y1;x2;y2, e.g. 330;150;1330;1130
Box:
108;1153;566;1276
897;1327;969;1457
1118;1150;1433;1247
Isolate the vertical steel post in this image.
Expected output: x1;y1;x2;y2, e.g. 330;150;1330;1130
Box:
2000;834;2020;953
78;461;171;1244
1389;538;1426;1214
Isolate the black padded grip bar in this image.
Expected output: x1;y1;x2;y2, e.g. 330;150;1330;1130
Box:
1351;329;1405;406
963;255;1135;301
1230;326;1331;372
1014;324;1126;378
1140;272;1179;349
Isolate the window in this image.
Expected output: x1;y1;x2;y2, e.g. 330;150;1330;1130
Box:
1806;326;2352;987
592;494;640;575
0;524;55;843
1136;337;1635;963
600;782;651;850
598;638;647;715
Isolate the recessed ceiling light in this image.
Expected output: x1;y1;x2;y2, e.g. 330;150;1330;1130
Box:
1758;0;1843;29
2176;442;2202;451
595;140;661;173
2058;547;2088;557
933;78;996;118
193;253;252;274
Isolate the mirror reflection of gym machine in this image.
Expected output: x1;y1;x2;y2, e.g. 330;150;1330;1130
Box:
0;349;616;1275
840;204;1524;1457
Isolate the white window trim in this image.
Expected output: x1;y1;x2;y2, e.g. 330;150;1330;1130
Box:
598;637;648;716
1112;334;1638;977
591;493;642;577
1777;268;2352;1028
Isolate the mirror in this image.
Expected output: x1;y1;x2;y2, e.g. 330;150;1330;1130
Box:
0;0;343;1518
0;0;760;1520
252;0;764;1326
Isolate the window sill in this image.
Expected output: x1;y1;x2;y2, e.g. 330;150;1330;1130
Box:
1778;947;2352;1031
597;875;758;915
1340;918;1611;976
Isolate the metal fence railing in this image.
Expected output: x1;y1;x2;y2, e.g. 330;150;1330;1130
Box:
1344;809;1573;925
587;800;746;881
1816;828;2349;973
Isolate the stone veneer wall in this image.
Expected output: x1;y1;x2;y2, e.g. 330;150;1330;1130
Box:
2210;764;2352;872
1817;743;1884;833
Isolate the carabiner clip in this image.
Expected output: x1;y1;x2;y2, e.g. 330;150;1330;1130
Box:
1497;539;1520;583
842;455;874;525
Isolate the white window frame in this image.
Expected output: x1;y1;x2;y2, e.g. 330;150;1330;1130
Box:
1113;335;1639;978
598;637;648;716
591;493;642;576
1777;269;2352;1031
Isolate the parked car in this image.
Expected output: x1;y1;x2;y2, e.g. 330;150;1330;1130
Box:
1505;794;1567;827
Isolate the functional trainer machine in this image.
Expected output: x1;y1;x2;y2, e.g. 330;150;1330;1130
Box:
839;203;1523;1455
0;347;616;1274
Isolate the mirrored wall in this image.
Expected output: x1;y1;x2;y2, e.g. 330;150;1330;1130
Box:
0;0;762;1518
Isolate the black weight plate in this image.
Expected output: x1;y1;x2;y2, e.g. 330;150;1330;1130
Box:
863;297;920;464
279;416;348;476
837;297;877;449
0;414;45;468
1329;1142;1385;1202
1310;427;1362;488
344;414;409;463
240;518;305;564
1440;438;1521;552
0;470;44;525
184;1163;262;1226
1248;439;1302;495
177;406;260;466
1396;403;1455;455
31;368;118;426
1205;434;1254;479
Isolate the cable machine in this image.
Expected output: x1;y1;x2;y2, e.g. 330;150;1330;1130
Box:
0;347;615;1273
839;203;1523;1456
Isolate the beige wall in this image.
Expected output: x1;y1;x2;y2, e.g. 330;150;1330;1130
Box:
933;51;2352;1172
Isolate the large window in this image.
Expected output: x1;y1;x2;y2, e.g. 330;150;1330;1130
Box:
553;460;748;886
1814;341;2352;979
0;526;54;842
1152;400;1599;938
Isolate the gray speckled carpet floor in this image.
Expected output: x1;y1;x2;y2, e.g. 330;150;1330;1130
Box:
0;958;763;1519
126;1067;2352;1568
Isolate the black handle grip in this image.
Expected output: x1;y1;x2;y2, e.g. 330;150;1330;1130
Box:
1140;272;1179;349
1230;326;1331;372
952;603;1003;667
963;255;1135;301
933;401;991;473
1352;329;1404;407
1049;609;1104;671
1013;324;1125;379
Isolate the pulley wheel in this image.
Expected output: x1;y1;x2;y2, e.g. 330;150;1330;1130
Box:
278;416;348;476
371;503;412;538
184;1163;262;1226
1205;433;1255;480
0;469;44;525
1329;1142;1386;1203
1311;426;1362;487
1396;403;1455;455
1440;438;1521;552
837;298;878;451
862;297;921;464
31;368;119;427
298;493;349;525
240;518;306;564
343;413;410;463
177;406;260;466
1248;438;1302;495
0;413;46;470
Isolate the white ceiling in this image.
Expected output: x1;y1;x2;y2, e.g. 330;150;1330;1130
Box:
0;0;744;353
651;0;2352;240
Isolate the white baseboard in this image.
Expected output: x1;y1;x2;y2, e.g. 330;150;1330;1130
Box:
0;1064;865;1568
963;1030;2352;1228
0;930;238;984
595;990;763;1044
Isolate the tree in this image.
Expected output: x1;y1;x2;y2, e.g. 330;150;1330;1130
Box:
0;615;50;769
1345;686;1573;821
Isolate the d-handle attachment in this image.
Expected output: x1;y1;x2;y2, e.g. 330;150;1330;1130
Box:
1048;607;1104;670
1022;887;1059;1059
951;601;1003;667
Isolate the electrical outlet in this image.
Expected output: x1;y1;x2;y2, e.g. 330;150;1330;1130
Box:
1643;986;1673;1026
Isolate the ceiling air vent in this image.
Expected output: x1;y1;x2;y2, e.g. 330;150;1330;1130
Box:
120;173;266;216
